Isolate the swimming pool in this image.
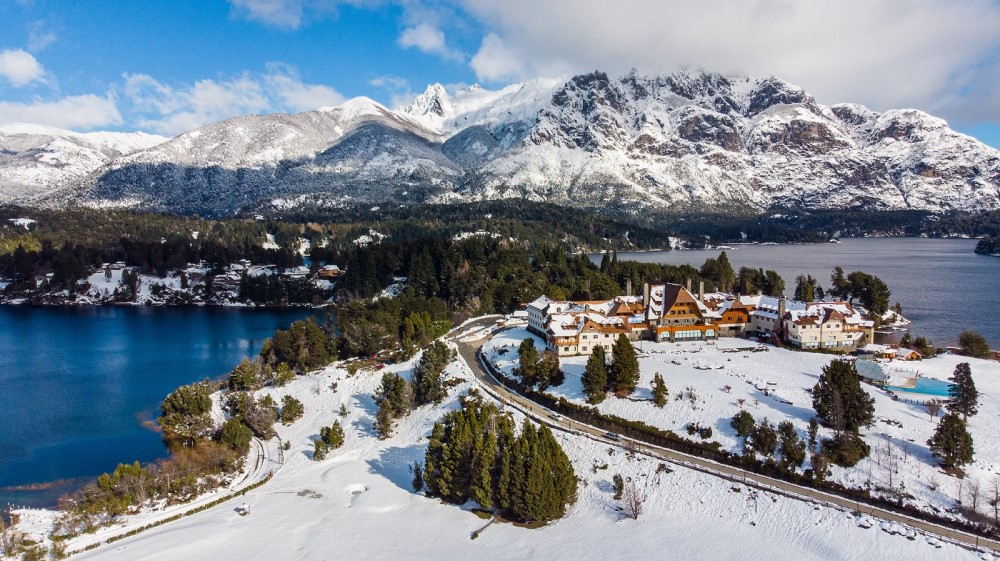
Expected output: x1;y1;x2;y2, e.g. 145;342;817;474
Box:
885;377;953;396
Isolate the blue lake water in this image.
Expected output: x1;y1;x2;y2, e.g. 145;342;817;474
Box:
0;306;315;509
603;238;1000;349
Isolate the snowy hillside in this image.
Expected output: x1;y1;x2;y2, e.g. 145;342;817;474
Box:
17;338;981;561
484;329;1000;524
2;69;999;217
0;124;166;206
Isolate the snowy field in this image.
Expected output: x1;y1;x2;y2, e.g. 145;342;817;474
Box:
484;329;1000;521
47;341;988;561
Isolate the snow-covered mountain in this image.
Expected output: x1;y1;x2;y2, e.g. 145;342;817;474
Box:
0;124;167;206
3;70;999;216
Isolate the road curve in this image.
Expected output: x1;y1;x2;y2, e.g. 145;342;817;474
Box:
451;319;1000;555
64;432;282;557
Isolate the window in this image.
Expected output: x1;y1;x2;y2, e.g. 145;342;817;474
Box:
582;346;588;351
564;347;570;352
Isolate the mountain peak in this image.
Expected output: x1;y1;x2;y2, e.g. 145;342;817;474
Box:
402;83;453;120
1;68;997;217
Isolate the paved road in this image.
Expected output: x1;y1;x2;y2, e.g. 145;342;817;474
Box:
451;319;1000;555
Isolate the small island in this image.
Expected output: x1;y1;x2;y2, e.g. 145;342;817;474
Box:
975;235;1000;256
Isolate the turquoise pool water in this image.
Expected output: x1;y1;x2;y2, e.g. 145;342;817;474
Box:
885;377;953;396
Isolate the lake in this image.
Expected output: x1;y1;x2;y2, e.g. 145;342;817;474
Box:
0;306;315;509
603;238;1000;349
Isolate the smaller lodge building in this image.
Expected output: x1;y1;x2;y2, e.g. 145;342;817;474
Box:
527;281;875;358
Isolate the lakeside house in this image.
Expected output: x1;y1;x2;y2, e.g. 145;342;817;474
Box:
527;281;875;357
317;264;342;278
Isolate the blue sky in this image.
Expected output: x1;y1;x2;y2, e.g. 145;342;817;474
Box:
1;0;1000;148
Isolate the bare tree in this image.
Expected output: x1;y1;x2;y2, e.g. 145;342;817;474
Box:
991;475;1000;526
622;479;646;520
926;399;943;421
969;478;982;516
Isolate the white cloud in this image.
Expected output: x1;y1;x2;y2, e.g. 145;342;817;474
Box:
227;0;381;29
0;48;46;87
398;23;463;61
122;65;345;135
469;34;524;82
263;63;345;110
27;21;57;52
0;94;121;130
457;0;1000;124
229;0;305;29
369;74;416;108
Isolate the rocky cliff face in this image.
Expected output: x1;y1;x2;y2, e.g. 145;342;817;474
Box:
2;70;997;217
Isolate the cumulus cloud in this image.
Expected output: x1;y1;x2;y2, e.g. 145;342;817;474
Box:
263;63;345;110
398;23;464;61
0;48;47;87
122;65;345;135
456;0;1000;124
0;94;122;130
469;34;524;83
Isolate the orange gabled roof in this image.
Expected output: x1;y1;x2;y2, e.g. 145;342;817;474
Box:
822;308;846;323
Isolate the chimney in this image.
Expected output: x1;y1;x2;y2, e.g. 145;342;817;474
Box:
643;282;650;310
686;278;692;292
777;298;787;338
626;278;632;297
698;280;705;303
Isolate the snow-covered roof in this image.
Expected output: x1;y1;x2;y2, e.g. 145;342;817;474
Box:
855;359;890;383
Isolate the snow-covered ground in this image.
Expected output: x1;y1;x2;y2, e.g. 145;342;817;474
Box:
484;330;1000;521
9;339;983;560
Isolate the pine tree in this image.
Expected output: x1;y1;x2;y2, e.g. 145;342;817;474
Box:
422;398;575;521
582;346;609;403
751;419;778;456
469;430;497;508
413;341;452;405
947;362;979;421
958;331;991;359
928;413;974;467
830;266;850;300
652;372;668;408
313;439;329;461
320;421;344;449
609;334;639;395
536;351;564;389
423;422;446;496
731;410;756;444
516;338;540;387
280;395;304;425
412;461;424;492
812;359;874;434
777;421;806;469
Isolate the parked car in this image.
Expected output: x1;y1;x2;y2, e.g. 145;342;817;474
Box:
605;432;622;441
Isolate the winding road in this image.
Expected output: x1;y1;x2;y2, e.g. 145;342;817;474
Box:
451;317;1000;555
